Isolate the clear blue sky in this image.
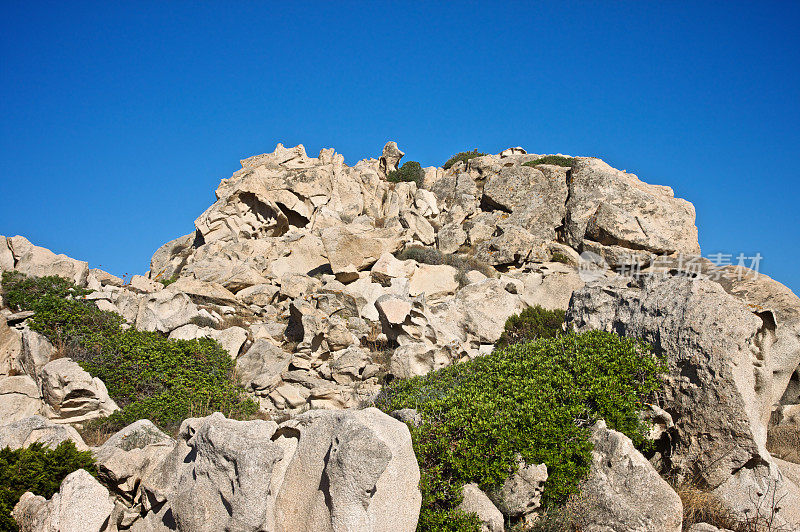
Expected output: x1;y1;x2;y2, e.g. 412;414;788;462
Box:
1;1;798;292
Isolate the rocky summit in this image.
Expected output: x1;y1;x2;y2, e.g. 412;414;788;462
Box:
1;142;799;532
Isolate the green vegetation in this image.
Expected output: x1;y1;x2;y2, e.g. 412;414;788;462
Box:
523;155;575;168
1;271;258;434
443;150;487;170
376;330;665;531
158;277;177;287
387;161;424;186
496;305;565;349
550;251;572;265
0;441;96;532
397;245;496;284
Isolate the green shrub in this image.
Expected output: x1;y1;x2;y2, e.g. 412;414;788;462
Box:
375;331;665;529
387;161;424;186
1;271;258;434
0;441;96;532
523;156;575;168
396;245;496;283
443;150;487;170
496;305;566;348
550;251;572;264
159;277;177;287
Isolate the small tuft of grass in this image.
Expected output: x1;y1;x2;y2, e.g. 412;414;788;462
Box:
523;156;575;168
397;245;496;284
443;150;487;170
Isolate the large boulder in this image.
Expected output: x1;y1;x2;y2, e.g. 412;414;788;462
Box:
148;233;196;281
135;290;203;333
567;275;800;526
138;409;420;532
40;358;119;423
564;158;700;266
236;339;293;393
5;235;89;286
481;164;567;242
272;407;421;532
321;225;406;279
93;419;175;502
13;469;115;532
568;420;683;532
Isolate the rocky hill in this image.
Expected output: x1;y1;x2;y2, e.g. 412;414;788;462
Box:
1;142;799;531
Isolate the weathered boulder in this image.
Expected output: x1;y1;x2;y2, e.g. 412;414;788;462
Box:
567;275;800;526
236;339;293;393
156;413;283;532
481;164;567;242
321;225;406;279
487;459;548;521
378;141;404;176
40;358;119;423
272;407;421;531
458;483;504;532
6;235;89;286
0;314;22;375
135;290;203;333
148;233;196;281
17;327;54;380
169;324;248;358
564;158;700;263
0;375;43;422
713;267;800;410
569;420;683;532
94;419;175;502
0;235;14;271
13;469;115;532
408;263;459;299
0;415;87;450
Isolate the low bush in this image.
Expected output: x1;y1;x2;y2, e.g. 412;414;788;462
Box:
387;161;424;186
0;441;96;532
496;305;566;349
1;271;258;434
158;277;177;287
443;150;487;170
375;331;665;530
396;245;496;283
523;156;575;168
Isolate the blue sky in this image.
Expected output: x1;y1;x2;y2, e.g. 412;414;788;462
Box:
1;1;798;292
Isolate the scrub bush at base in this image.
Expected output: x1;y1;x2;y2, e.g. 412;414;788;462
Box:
375;331;665;531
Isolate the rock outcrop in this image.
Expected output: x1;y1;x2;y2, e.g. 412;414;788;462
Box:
3;141;800;532
567;275;800;526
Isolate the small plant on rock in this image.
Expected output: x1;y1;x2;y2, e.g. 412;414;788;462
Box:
523;156;575;168
443;150;487;170
387;161;424;186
